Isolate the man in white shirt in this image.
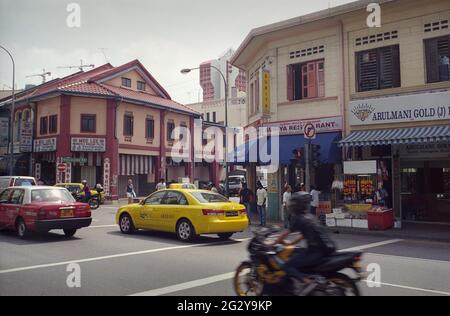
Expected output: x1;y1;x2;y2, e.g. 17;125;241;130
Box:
282;185;293;228
156;178;167;191
256;181;268;227
310;186;321;217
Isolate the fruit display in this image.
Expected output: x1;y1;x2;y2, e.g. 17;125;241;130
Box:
344;176;375;200
359;177;375;196
343;177;357;196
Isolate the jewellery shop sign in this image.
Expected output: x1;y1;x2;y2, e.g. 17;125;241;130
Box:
349;91;450;126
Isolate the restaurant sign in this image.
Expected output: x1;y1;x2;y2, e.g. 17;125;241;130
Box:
350;91;450;126
71;137;106;152
264;116;342;136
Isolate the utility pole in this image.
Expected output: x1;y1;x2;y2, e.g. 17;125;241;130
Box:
305;140;311;193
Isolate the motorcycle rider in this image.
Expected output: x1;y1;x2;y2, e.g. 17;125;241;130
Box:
265;192;336;293
81;180;91;204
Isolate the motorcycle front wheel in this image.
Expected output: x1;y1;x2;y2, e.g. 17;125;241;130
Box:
234;262;264;296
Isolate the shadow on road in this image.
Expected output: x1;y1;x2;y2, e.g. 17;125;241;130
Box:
0;230;81;245
106;230;243;247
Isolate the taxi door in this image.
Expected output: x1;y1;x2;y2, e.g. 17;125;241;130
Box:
0;189;12;227
157;191;189;232
138;191;167;230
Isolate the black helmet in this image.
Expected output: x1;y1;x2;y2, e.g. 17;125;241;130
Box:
287;192;312;214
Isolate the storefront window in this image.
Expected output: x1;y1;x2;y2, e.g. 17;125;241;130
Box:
401;168;417;194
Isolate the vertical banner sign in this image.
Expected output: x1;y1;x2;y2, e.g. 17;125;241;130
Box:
35;163;41;181
103;158;111;197
56;157;62;184
65;163;72;183
262;71;271;115
0;117;9;147
20;121;33;152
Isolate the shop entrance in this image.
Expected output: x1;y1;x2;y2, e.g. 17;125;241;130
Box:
401;159;450;223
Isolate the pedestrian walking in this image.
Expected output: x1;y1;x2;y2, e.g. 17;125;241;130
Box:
282;185;293;228
156;178;167;191
256;181;268;227
126;179;136;204
239;182;254;225
310;186;321;216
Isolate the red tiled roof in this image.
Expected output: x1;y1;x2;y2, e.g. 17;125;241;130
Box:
100;84;200;115
4;60;198;115
88;59;171;100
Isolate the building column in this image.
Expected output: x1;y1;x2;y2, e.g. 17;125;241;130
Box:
56;95;71;183
210;161;220;187
105;99;119;200
157;110;166;181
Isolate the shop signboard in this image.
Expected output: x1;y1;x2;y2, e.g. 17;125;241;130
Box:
71;137;106;152
34;138;57;152
344;160;377;175
398;143;450;158
264;116;342;136
262;71;271;115
0;117;8;147
349;90;450;126
20;121;33;153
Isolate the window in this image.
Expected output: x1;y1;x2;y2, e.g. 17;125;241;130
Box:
212;112;217;123
121;77;131;88
40;116;48;135
145;117;155;139
123;112;134;136
167;121;175;141
287;59;325;101
80;114;96;133
356;45;400;92
180;122;187;141
206;112;210;122
425;35;450;83
48;115;58;134
0;189;11;203
145;191;166;205
162;191;188;205
249;83;255;114
137;81;146;91
10;189;24;205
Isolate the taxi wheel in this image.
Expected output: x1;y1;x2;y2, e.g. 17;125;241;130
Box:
16;218;29;239
119;213;136;234
218;233;234;240
176;219;196;242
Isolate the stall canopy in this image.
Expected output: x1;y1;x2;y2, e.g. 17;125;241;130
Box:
339;125;450;147
231;132;342;165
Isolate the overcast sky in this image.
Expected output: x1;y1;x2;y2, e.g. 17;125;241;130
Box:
0;0;356;104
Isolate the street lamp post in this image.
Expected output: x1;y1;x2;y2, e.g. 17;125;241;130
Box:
181;67;230;197
0;45;16;176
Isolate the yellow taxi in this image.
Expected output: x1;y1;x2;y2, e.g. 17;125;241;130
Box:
115;188;249;242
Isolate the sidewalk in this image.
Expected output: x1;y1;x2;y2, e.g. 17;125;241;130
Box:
264;220;450;243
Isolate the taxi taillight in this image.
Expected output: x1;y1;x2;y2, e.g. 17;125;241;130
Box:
202;209;225;216
241;209;247;215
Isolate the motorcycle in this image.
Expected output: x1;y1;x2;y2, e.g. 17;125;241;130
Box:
73;193;100;210
234;227;364;296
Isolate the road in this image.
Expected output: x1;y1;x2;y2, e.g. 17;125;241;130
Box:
1;203;450;296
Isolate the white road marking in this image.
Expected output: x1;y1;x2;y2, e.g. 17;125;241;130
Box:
338;239;403;252
129;239;405;296
87;224;116;229
0;244;200;275
361;280;450;296
131;272;235;296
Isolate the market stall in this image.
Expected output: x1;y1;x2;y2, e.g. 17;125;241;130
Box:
327;160;394;230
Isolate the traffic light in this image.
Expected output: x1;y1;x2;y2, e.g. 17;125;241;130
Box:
311;144;321;168
292;148;305;159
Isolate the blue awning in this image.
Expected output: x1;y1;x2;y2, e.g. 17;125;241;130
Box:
339;125;450;147
231;132;342;165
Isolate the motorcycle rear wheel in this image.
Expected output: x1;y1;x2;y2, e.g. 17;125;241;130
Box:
234;262;264;296
89;198;100;210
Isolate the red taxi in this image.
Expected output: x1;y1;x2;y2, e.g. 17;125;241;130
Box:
0;186;92;239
